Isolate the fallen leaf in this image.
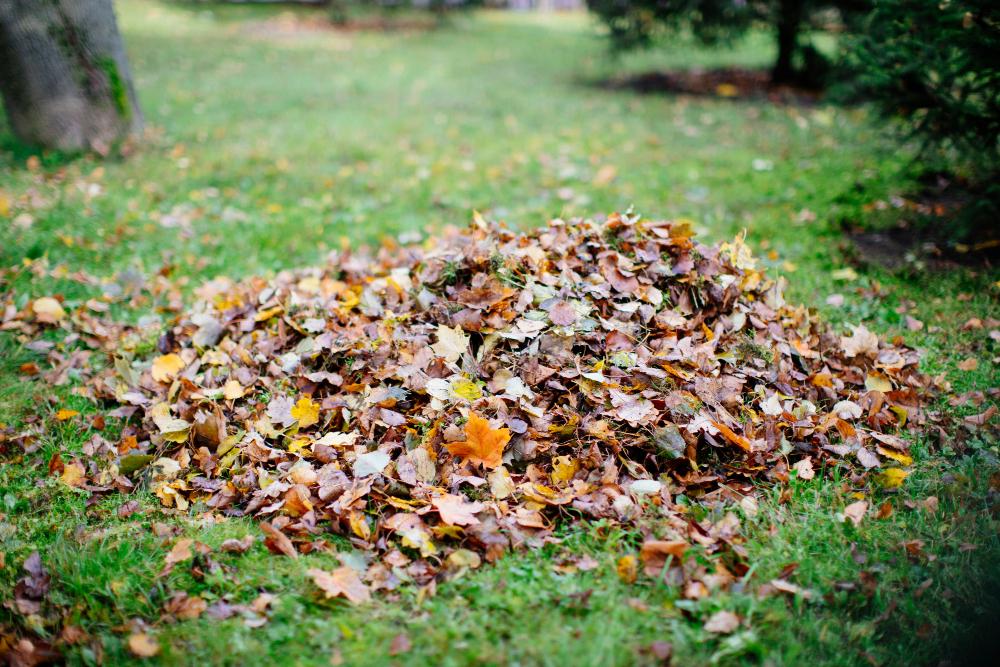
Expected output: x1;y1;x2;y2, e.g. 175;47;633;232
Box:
640;540;687;576
431;324;469;363
844;500;867;527
55;409;79;421
151;354;186;383
223;380;245;400
307;566;371;604
445;413;509;470
432;494;485;526
957;357;978;371
792;458;815;480
33;297;66;323
128;633;160;658
841;324;879;358
260;522;298;559
617;554;638;584
165;538;193;564
388;633;411;656
290;397;320;428
875;468;909;489
905;315;924;332
703;610;740;634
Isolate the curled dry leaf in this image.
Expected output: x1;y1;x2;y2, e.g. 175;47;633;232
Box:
260;522;298;559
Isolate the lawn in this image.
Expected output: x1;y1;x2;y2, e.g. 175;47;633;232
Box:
1;2;999;665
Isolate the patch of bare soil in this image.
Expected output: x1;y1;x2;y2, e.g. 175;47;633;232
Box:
603;67;824;104
843;175;1000;272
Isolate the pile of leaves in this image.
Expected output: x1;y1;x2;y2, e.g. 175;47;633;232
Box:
6;211;955;606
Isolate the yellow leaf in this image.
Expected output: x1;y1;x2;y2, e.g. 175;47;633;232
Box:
876;468;909;489
290;398;320;428
32;297;66;322
151;354;186;383
877;447;913;467
61;461;86;487
55;409;79;421
617;554;638;584
223;380;245;400
865;372;892;393
254;305;284;322
716;83;739;97
128;634;161;658
450;378;482;402
550;455;580;486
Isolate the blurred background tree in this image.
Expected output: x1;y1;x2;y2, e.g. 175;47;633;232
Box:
0;0;142;153
839;0;999;238
585;0;870;85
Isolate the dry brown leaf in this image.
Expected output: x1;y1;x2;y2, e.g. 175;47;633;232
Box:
165;538;193;565
307;566;371;605
703;610;741;634
128;633;160;658
432;494;485;526
260;522;298;559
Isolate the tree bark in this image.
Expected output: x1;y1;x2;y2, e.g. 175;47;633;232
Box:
0;0;143;152
772;0;805;85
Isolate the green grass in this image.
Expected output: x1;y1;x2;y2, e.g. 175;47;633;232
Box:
1;2;999;665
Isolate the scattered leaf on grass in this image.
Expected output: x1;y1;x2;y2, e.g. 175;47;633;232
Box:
844;500;868;527
308;567;371;605
128;633;160;658
703;610;740;634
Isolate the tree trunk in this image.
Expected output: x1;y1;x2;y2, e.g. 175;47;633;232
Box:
772;0;804;85
0;0;143;152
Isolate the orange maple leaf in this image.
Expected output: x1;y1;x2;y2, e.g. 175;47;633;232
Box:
445;413;509;470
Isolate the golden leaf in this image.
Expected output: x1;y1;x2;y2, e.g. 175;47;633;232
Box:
445;413;509;470
290;397;320;428
223;380;245;400
617;554;638;584
55;409;79;421
151;354;186;383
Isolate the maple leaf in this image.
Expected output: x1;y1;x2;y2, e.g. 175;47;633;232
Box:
445;413;509;470
431;324;469;363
